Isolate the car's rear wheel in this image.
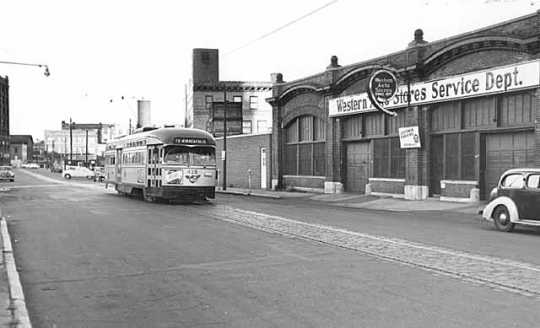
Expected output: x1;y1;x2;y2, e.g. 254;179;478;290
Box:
493;205;515;232
64;174;71;180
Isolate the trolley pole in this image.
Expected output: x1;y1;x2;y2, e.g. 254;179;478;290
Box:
222;89;227;191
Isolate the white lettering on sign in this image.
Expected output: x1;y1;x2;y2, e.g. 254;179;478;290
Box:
329;60;540;117
398;126;421;149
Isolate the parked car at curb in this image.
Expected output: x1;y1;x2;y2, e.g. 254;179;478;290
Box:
62;166;95;180
481;168;540;232
0;166;15;182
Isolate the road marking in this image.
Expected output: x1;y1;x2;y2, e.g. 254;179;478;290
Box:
3;184;61;190
16;170;116;193
207;205;540;297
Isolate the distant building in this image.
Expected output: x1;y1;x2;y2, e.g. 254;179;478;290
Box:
45;122;117;166
9;135;33;167
0;76;8;165
185;48;273;135
60;121;117;144
33;139;46;164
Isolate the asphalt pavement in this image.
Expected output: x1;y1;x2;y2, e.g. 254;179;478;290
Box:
1;168;540;327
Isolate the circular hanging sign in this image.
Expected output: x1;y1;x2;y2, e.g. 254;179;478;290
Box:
367;69;399;116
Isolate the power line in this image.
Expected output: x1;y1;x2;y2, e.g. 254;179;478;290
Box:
224;0;339;56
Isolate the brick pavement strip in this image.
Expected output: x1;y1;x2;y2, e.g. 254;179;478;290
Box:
208;205;540;297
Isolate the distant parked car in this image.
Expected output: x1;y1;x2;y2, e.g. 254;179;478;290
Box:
481;168;540;232
50;164;63;173
93;166;105;182
0;166;15;182
22;163;39;169
62;166;95;180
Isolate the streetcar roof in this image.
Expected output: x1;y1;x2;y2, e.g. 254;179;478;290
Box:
107;127;216;148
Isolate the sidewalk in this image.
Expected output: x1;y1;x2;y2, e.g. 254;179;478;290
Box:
216;187;485;215
0;212;30;327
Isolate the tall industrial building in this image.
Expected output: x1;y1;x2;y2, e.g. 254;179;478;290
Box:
0;76;9;165
185;48;273;136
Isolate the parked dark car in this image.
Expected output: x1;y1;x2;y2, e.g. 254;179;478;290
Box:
481;168;540;232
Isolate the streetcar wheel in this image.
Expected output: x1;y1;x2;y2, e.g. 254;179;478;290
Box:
493;205;515;232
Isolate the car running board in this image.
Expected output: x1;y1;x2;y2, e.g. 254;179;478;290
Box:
515;219;540;226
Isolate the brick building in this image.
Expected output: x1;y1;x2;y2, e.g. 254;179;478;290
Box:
268;11;540;201
0;76;8;165
9;135;33;166
215;133;271;189
186;49;273;136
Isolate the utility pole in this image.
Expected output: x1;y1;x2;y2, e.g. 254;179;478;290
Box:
69;117;73;165
64;136;67;169
85;129;88;167
222;89;227;191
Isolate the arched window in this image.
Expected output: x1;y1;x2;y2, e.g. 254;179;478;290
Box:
284;115;326;176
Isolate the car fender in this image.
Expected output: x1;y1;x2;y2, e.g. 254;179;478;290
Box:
482;196;519;222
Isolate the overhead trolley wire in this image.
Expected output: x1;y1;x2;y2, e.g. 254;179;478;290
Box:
224;0;339;56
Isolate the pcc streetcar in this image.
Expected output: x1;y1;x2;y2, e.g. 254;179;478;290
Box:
104;127;217;202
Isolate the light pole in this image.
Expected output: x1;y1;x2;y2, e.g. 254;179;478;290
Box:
0;60;50;77
0;60;50;166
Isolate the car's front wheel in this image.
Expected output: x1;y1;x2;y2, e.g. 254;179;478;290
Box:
64;174;71;180
493;205;515;232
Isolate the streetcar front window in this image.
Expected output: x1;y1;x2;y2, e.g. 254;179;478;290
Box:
191;147;216;166
163;146;215;166
164;146;190;165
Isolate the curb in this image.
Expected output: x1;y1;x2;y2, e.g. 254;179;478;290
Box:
216;190;282;199
0;212;31;328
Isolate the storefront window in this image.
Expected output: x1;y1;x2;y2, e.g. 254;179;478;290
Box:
373;138;405;178
284;115;326;176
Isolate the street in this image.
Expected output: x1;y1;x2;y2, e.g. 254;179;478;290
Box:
1;168;540;328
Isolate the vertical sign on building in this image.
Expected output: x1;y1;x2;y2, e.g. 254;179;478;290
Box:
367;69;399;116
212;102;243;137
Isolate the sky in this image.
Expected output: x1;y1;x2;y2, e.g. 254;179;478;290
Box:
1;0;538;140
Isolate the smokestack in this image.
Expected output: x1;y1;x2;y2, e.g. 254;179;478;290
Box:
137;100;151;128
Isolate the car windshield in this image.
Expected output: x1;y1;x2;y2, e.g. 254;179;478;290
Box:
0;166;10;171
163;146;215;166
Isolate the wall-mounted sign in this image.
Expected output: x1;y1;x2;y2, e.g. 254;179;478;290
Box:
329;59;540;117
367;69;399;116
398;126;421;149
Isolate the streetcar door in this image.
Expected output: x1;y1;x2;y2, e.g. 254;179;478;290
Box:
147;145;162;188
115;148;122;183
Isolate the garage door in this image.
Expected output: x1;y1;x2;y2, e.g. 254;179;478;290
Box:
483;132;535;199
345;142;370;193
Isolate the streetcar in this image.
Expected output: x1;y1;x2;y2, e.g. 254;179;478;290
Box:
104;127;217;202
